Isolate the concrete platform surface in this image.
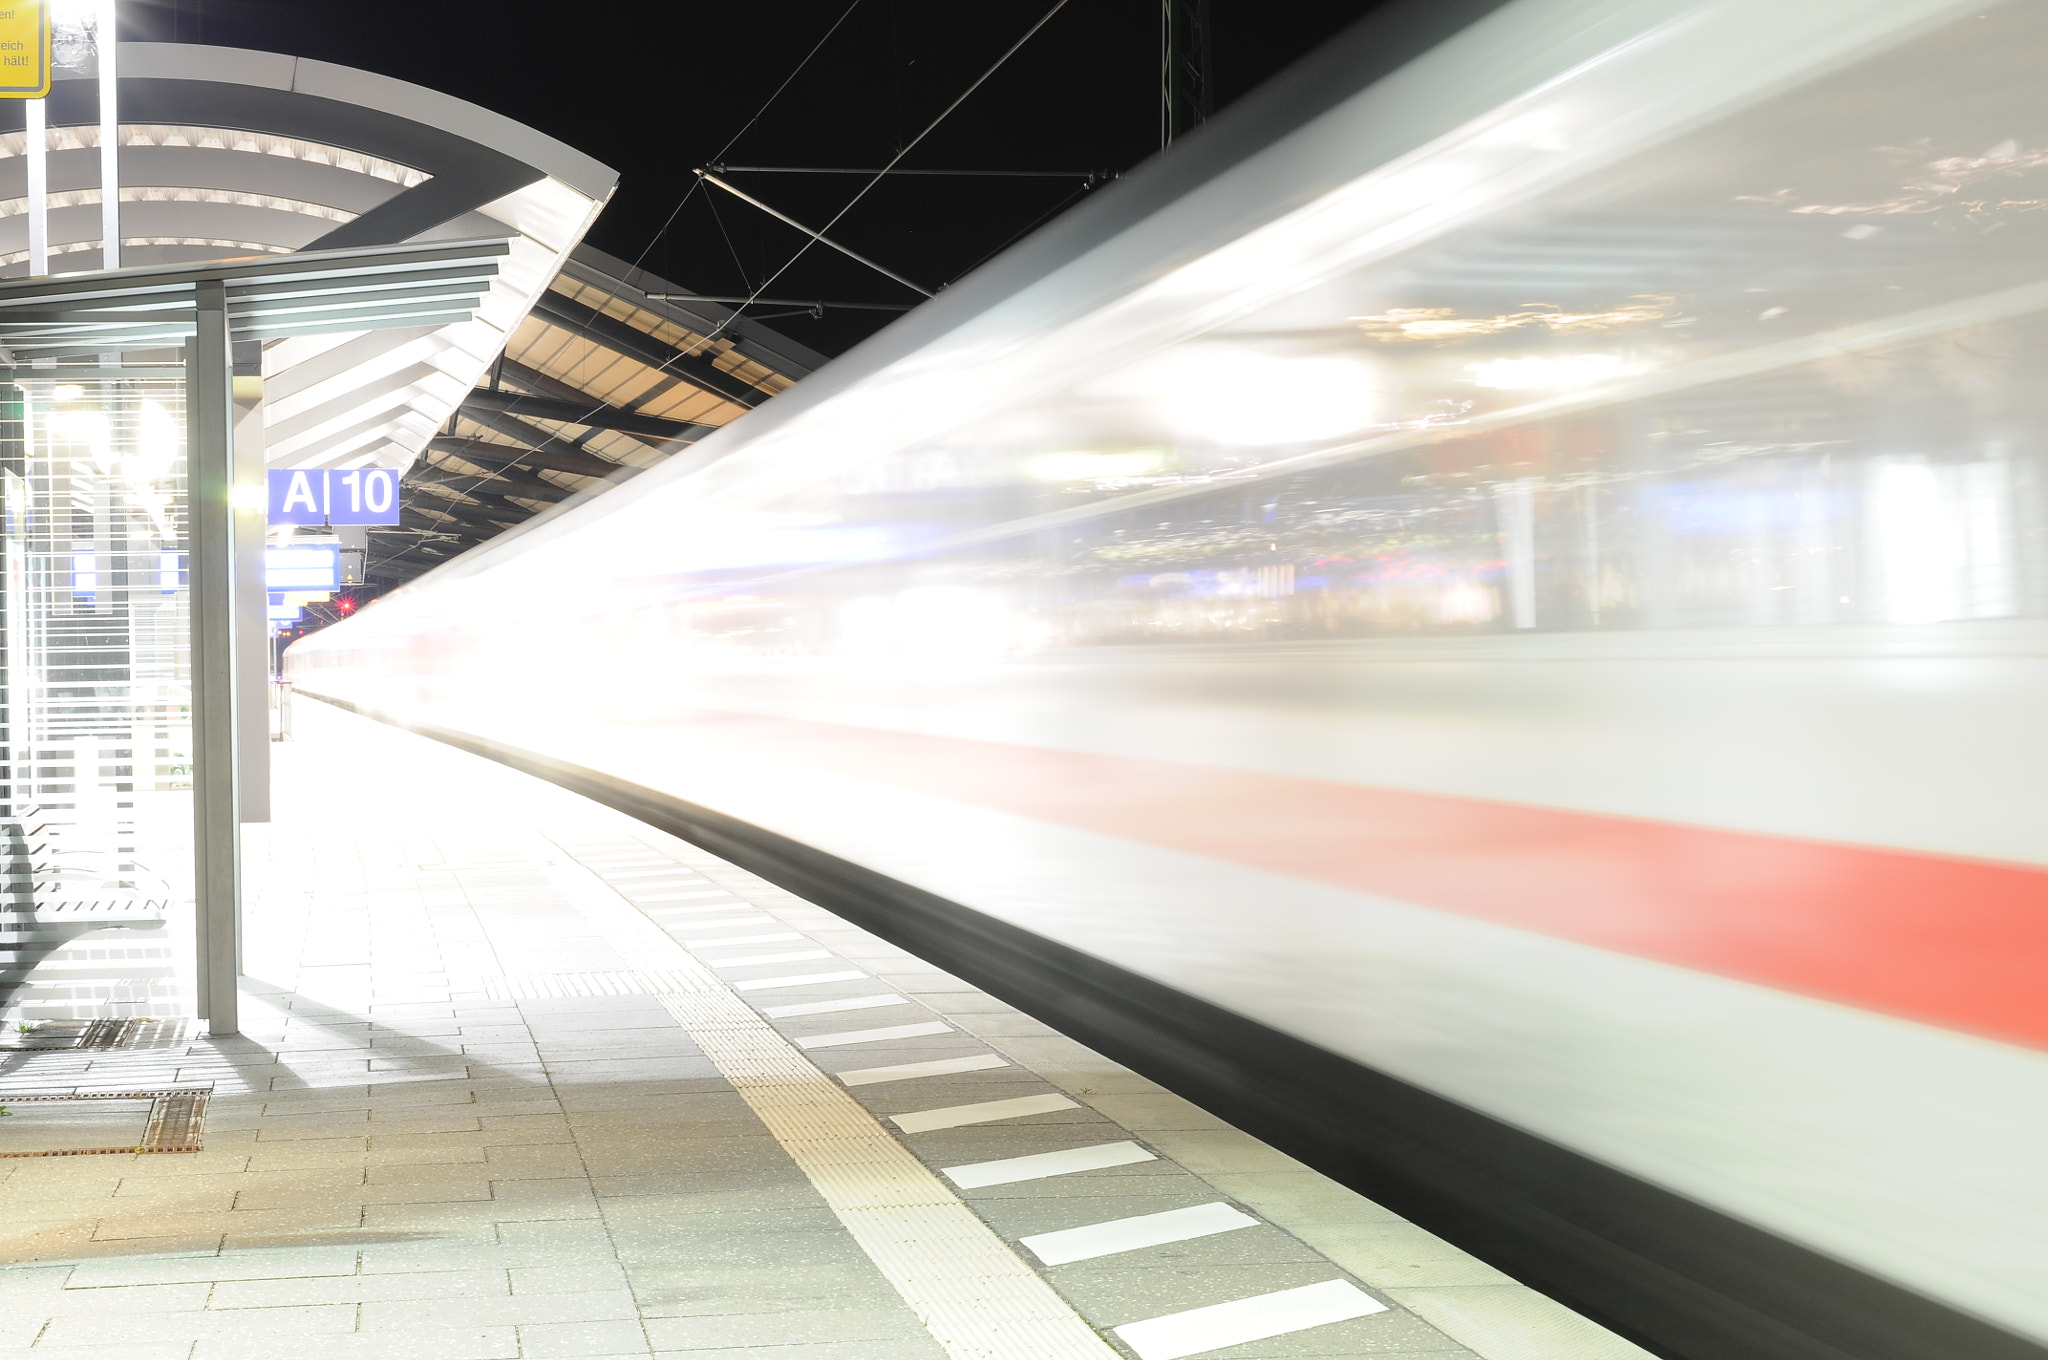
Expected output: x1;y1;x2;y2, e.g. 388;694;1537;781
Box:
0;699;1651;1360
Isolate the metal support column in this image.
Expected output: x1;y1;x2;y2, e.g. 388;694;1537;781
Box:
97;0;118;271
186;280;239;1035
233;385;268;823
1161;0;1212;148
25;97;46;277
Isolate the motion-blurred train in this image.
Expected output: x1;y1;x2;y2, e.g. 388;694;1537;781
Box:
289;1;2048;1356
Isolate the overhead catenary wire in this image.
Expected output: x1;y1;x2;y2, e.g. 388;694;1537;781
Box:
647;295;914;312
459;0;1083;513
703;189;755;297
707;0;1076;338
711;164;1110;180
405;0;871;524
695;171;934;297
389;0;1082;569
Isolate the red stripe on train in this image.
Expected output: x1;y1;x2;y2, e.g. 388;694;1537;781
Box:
683;711;2048;1050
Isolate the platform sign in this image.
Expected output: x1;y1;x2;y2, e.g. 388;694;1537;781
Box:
265;545;339;591
0;3;50;99
267;467;400;525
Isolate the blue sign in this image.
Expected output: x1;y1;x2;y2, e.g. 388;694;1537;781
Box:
265;545;339;591
267;467;400;525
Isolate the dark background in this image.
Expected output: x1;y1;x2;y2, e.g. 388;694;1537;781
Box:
119;0;1391;352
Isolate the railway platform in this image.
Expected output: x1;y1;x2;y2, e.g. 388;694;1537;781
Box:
0;700;1645;1360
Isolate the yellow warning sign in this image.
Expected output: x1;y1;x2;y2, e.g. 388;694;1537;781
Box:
0;2;49;99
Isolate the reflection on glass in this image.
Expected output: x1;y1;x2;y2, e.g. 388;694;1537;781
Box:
2;377;195;1022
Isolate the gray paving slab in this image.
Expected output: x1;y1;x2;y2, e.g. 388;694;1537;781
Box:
622;1259;922;1316
641;1306;939;1351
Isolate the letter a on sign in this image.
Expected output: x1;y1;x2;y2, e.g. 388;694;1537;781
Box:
282;471;320;514
269;468;330;524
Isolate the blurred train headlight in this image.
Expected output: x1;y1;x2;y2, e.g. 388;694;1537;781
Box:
1144;346;1383;446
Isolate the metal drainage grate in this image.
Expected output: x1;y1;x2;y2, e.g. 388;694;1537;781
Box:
0;1089;209;1157
0;1018;184;1051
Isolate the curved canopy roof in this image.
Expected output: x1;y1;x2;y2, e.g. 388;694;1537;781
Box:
384;245;829;584
0;44;619;487
0;41;827;587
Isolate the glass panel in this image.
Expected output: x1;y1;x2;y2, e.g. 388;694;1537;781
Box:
2;372;192;1022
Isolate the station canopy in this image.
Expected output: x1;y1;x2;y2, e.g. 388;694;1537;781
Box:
0;42;826;585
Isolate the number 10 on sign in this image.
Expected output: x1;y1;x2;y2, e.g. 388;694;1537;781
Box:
267;468;400;525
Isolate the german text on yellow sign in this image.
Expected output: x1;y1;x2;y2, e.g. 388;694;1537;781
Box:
0;2;49;99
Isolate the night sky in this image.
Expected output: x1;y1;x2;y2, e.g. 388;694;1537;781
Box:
118;1;1392;352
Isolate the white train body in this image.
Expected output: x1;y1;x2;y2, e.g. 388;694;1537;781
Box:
292;2;2048;1355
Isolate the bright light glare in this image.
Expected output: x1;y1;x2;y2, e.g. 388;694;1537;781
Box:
1873;463;1957;624
135;400;178;479
834;587;1010;659
52;409;113;471
1466;354;1646;390
836;596;896;657
1157;242;1298;298
1029;451;1165;482
53;384;83;402
231;486;266;510
894;586;1007;658
1148;347;1381;446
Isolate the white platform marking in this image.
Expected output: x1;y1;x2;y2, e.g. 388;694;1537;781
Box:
543;838;1119;1360
892;1093;1077;1133
710;950;831;967
653;998;1119;1360
648;904;754;917
603;869;703;880
763;994;910;1019
944;1141;1155;1189
1022;1203;1258;1266
839;1054;1007;1087
667;916;775;929
733;970;867;992
1112;1281;1386;1360
796;1021;951;1049
634;891;736;902
681;932;802;947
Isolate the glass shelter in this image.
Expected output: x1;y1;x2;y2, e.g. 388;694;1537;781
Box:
2;370;193;1021
0;238;506;1034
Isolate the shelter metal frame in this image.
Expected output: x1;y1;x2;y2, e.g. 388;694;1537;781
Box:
0;237;508;1036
